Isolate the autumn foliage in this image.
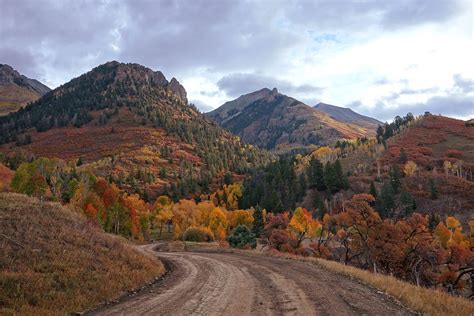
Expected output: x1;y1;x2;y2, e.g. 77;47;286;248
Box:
262;194;474;297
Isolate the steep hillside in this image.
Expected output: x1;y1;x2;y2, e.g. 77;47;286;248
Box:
0;62;272;199
379;115;474;221
314;102;381;134
0;64;50;116
207;88;369;153
0;192;164;315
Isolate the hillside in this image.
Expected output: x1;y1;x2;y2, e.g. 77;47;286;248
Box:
0;192;164;315
380;115;474;222
0;62;272;199
314;102;381;134
0;64;50;116
207;88;369;153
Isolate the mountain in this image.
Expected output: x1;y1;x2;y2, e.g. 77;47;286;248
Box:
314;102;382;132
0;64;50;116
206;88;369;153
0;61;272;199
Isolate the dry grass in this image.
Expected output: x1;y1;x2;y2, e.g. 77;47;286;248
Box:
265;251;474;316
0;193;165;315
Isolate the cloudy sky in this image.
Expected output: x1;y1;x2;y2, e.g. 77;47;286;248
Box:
1;0;473;121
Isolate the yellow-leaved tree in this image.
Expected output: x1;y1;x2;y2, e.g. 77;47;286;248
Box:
404;161;417;177
289;207;321;247
209;207;228;240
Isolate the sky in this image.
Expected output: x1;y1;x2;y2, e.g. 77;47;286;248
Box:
1;0;473;121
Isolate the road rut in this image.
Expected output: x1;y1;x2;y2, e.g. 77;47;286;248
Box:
92;244;413;315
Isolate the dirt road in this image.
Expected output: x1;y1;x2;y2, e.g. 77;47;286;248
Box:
92;244;413;315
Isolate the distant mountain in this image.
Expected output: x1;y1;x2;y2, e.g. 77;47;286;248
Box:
314;102;382;132
0;61;271;198
207;88;369;153
0;64;50;116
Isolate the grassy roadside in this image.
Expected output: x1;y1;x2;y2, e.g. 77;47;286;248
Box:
0;193;165;315
263;251;474;316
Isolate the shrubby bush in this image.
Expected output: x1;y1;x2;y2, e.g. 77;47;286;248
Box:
228;225;256;249
183;226;214;242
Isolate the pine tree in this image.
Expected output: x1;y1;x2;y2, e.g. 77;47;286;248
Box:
251;205;264;237
376;183;395;218
298;173;307;201
369;181;377;198
399;148;408;164
308;158;325;190
400;191;414;217
389;164;401;194
334;159;345;190
324;162;337;193
429;178;438;199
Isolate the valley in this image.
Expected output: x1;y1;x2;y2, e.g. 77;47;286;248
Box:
2;1;473;314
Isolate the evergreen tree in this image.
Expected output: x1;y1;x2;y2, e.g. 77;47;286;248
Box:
400;191;415;217
399;148;408;164
224;172;232;185
333;159;345;190
308;158;325;190
376;183;395;218
389;164;401;194
251;205;264;238
324;162;337;193
297;173;307;201
369;181;377;198
376;125;384;144
429;178;438;199
428;212;441;230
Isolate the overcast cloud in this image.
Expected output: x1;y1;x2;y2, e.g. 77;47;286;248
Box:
1;0;472;120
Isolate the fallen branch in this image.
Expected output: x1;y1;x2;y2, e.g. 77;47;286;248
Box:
0;233;25;248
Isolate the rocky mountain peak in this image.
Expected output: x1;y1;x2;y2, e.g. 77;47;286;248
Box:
0;64;50;95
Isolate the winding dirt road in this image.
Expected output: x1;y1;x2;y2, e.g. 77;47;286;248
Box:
92;244;413;315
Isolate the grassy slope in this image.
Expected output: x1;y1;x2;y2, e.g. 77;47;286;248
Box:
0;84;41;116
0;193;164;315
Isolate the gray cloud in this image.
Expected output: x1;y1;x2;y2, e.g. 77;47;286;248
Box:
282;0;466;31
216;73;323;98
0;0;467;87
453;74;474;93
351;94;474;122
190;99;214;113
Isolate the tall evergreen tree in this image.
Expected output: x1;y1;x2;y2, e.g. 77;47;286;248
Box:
376;183;395;219
251;205;264;238
369;181;377;198
334;159;345;190
324;161;337;193
389;164;401;194
308;157;325;190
